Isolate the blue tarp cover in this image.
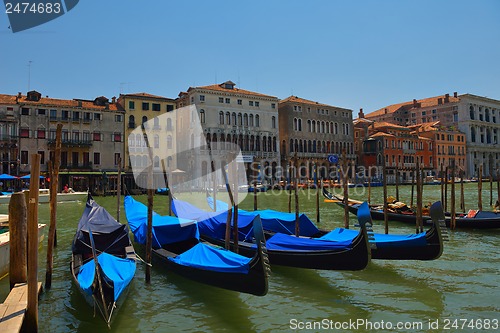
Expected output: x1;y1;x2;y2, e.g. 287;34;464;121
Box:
77;252;136;301
125;196;253;274
265;233;353;251
318;228;360;242
168;243;251;274
199;197;321;237
320;228;427;248
124;196;199;248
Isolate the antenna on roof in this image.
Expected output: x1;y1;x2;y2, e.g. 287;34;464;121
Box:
27;60;33;91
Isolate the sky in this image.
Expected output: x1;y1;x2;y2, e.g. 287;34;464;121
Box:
1;0;499;115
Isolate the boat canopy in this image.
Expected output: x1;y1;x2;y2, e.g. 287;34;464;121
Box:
77;252;135;301
183;198;321;238
320;228;427;248
264;233;353;251
73;196;131;256
124;196;199;248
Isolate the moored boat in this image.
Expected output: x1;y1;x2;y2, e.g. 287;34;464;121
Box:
70;194;136;327
0;189;87;205
124;195;270;296
173;198;371;270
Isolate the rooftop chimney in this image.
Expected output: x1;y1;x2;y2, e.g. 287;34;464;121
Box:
112;96;116;103
453;91;458;98
358;108;364;118
444;93;450;103
413;99;417;107
438;98;443;104
384;108;388;114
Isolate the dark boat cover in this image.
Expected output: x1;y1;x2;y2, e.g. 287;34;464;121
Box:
320;228;427;248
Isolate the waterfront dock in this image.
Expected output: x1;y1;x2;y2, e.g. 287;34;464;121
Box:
0;282;42;332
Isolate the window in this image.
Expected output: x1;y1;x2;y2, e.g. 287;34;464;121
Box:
272;116;276;129
166;105;174;112
167;135;173;149
249;101;254;106
20;128;30;138
255;101;260;107
219;111;224;124
114;153;121;166
237;99;242;105
73;131;80;142
49;130;56;140
114;133;122;142
152;103;161;111
200;95;205;101
94;152;101;165
83;131;90;142
21;108;30;115
93;132;102;141
129;101;135;110
62;130;69;141
255;115;260;127
249;114;254;126
238;113;242;126
37;109;46;115
38;151;45;165
50;109;57;119
62;110;69;120
271;103;276;109
73;111;80;120
115;114;123;122
154;135;159;148
37;129;45;139
219;97;224;103
226;112;230;124
142;102;149;110
200;109;205;124
225;98;230;104
244;113;248;126
21;151;28;164
94;113;101;120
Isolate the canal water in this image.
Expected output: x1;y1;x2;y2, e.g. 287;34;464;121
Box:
0;183;498;332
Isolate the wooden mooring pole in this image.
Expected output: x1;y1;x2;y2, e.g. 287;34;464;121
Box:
294;153;300;236
444;166;449;213
315;162;320;224
146;163;153;283
288;162;292;213
478;165;483;211
383;162;388;234
232;161;239;254
9;193;27;290
342;150;349;229
45;124;62;289
395;166;399;202
460;169;465;212
416;159;422;234
450;161;456;230
117;157;121;222
26;154;41;332
489;173;493;207
410;170;415;208
440;164;444;205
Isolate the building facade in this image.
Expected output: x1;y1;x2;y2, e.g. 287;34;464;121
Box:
365;92;499;177
176;81;280;185
278;96;354;181
3;90;124;191
117;93;176;172
0;94;19;176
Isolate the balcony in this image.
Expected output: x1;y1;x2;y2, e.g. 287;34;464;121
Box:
48;139;93;147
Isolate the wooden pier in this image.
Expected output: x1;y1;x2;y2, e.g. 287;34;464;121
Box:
0;282;42;332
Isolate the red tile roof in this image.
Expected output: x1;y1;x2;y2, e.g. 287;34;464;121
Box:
189;81;277;99
279;95;333;108
0;93;123;111
120;92;174;101
371;121;409;130
367;94;460;118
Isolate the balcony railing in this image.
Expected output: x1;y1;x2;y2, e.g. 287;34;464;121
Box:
48;139;93;147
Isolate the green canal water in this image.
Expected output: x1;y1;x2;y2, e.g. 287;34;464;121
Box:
0;184;499;332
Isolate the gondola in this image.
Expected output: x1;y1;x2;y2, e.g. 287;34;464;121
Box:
206;196;445;261
172;198;371;271
324;188;500;229
124;195;270;296
71;194;136;327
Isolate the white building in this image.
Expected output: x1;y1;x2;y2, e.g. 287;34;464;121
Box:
177;81;280;185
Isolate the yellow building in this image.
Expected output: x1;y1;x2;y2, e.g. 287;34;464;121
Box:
117;93;176;172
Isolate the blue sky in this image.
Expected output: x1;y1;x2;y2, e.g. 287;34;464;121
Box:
1;0;499;114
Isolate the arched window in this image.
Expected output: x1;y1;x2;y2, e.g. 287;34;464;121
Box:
272;116;276;129
307;120;311;132
471;126;476;142
263;137;267;152
249;114;254;126
485;109;490;122
128;115;135;127
293;118;297;131
238;113;243;126
298;119;302;131
470;106;475;120
153;156;160;168
200;109;205;124
244;113;248;126
346;124;349;136
142;116;148;127
290;139;294;153
154;134;159;148
219;111;224;125
212;133;218;150
154;117;160;129
167;135;172;149
312;120;316;132
273;137;277;152
232;112;237;125
226;112;231;124
167;118;172;131
256;115;260;127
